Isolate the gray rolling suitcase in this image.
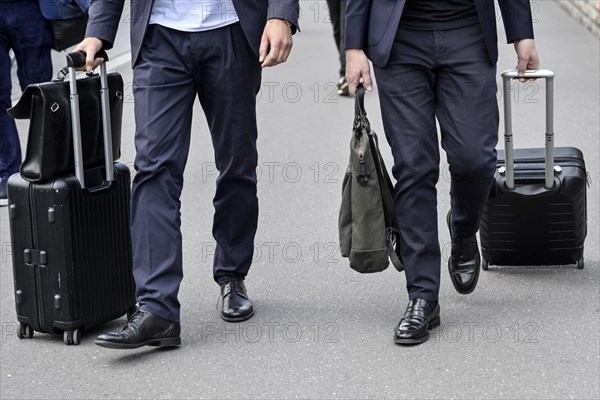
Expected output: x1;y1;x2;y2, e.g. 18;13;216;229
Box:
480;69;588;270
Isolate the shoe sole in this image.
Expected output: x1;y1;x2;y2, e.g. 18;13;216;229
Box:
393;316;441;345
221;309;255;323
95;336;181;349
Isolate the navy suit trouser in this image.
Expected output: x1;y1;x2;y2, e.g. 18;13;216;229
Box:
132;23;262;322
373;24;499;302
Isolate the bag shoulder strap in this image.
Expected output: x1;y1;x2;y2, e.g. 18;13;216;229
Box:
369;132;404;272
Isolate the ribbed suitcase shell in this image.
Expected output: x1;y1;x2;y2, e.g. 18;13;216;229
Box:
7;163;135;337
480;147;587;268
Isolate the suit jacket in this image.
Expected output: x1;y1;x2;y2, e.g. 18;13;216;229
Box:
345;0;534;67
86;0;300;66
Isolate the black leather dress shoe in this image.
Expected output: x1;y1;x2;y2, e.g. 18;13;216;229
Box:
220;280;254;322
447;210;481;294
95;310;181;349
394;299;440;345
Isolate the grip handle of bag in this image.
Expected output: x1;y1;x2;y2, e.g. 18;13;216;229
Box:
355;84;366;116
66;50;114;188
354;84;372;139
501;69;555;190
66;50;109;68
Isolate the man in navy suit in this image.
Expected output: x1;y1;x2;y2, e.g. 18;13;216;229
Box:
76;0;299;349
345;0;539;345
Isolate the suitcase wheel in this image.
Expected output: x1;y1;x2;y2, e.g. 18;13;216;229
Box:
17;323;33;339
63;328;82;346
482;259;489;271
577;258;585;270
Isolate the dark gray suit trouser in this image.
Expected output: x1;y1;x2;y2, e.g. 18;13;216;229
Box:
373;23;499;302
131;23;262;322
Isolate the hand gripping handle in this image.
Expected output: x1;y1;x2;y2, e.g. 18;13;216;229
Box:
66;49;109;68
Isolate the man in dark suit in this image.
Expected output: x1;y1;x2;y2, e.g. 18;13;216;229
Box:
345;0;539;345
76;0;299;349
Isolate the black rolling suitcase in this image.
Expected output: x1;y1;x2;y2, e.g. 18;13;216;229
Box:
480;69;588;270
6;52;136;345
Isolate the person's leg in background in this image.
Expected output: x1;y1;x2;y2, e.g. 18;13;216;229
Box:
0;0;52;205
326;0;349;96
0;28;17;206
337;0;347;95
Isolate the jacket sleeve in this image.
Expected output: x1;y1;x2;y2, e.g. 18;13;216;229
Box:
498;0;534;43
85;0;126;50
344;0;371;50
268;0;300;33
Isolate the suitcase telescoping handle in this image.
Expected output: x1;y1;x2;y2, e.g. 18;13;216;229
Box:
66;50;113;189
501;69;555;190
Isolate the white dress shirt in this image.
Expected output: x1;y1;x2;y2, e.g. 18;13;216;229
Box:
149;0;239;32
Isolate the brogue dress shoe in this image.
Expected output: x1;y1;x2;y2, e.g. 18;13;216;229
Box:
95;310;181;349
220;280;254;322
447;210;481;294
394;299;440;345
